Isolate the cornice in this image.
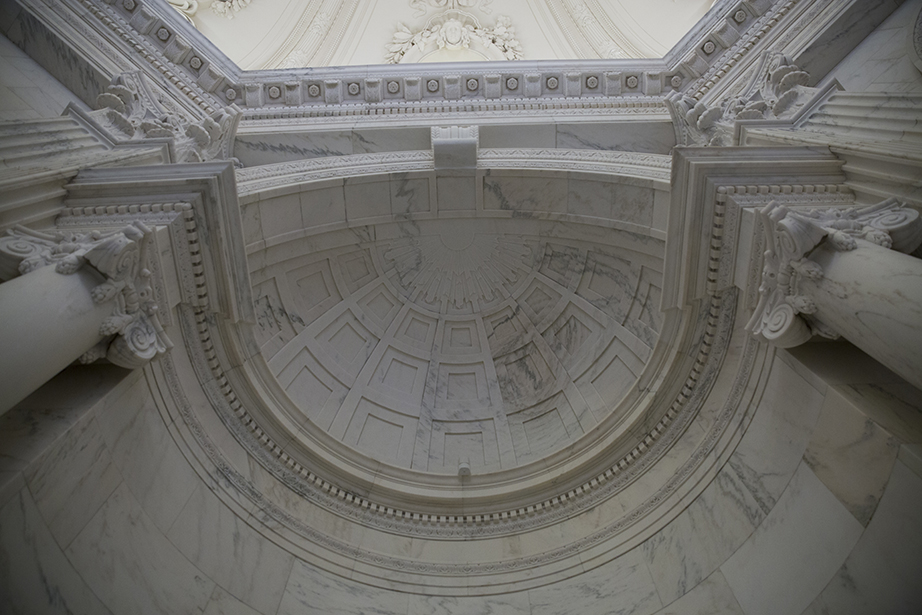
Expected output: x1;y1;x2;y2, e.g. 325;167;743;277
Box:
9;0;805;125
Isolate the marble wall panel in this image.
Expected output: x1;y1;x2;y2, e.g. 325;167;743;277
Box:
436;176;477;211
367;345;431;404
66;483;215;615
0;365;132;508
528;547;662;615
235;131;354;167
95;374;200;533
407;592;531;615
654;570;743;615
822;0;919;93
202;586;264;615
0;33;82;120
809;460;922;615
167;485;294;614
335;248;378;296
555;122;676;155
259;192;302;242
567;178;614;220
479;123;557;149
721;463;863;615
346;397;418;467
835;381;922;444
538;244;584;291
240;200;263;247
277;559;410;615
643;466;766;605
286;258;342;327
345;177;393;222
352;127;431;154
23;412;121;549
576;251;635;321
725;358;825;515
5;11;109;109
611;183;654;227
301;183;347;229
390;174;432;216
804;387;899;525
252;277;298;358
483;171;568;215
0;490;113;615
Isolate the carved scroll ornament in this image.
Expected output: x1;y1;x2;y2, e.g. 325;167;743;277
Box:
0;223;173;369
93;72;240;164
667;52;814;146
746;198;922;348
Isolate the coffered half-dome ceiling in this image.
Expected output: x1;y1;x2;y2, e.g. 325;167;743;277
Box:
248;170;665;479
186;0;716;69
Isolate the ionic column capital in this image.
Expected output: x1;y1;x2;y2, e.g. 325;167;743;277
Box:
0;222;172;369
746;197;922;347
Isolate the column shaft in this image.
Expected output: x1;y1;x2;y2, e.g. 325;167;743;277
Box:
800;239;922;390
0;265;111;415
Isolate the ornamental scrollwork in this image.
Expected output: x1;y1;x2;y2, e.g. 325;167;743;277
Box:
0;223;173;369
211;0;252;19
386;10;522;63
168;0;198;24
746;198;922;348
667;52;814;146
93;72;241;164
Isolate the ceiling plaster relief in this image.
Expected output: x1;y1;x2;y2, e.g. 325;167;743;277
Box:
386;9;523;63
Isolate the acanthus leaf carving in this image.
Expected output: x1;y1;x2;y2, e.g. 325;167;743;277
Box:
386;10;522;63
0;222;173;369
746;198;922;348
667;52;816;146
91;72;241;164
211;0;252;19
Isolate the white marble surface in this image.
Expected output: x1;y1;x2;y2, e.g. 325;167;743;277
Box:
527;548;661;615
654;570;743;615
202;586;264;615
407;593;531;615
167;485;295;614
66;483;215;615
725;358;825;515
555;122;676;155
0;33;81;120
23;410;121;548
94;373;199;533
643;465;766;604
277;560;410;615
803;387;898;525
721;463;864;615
0;489;113;615
808;460;922;615
824;0;922;94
